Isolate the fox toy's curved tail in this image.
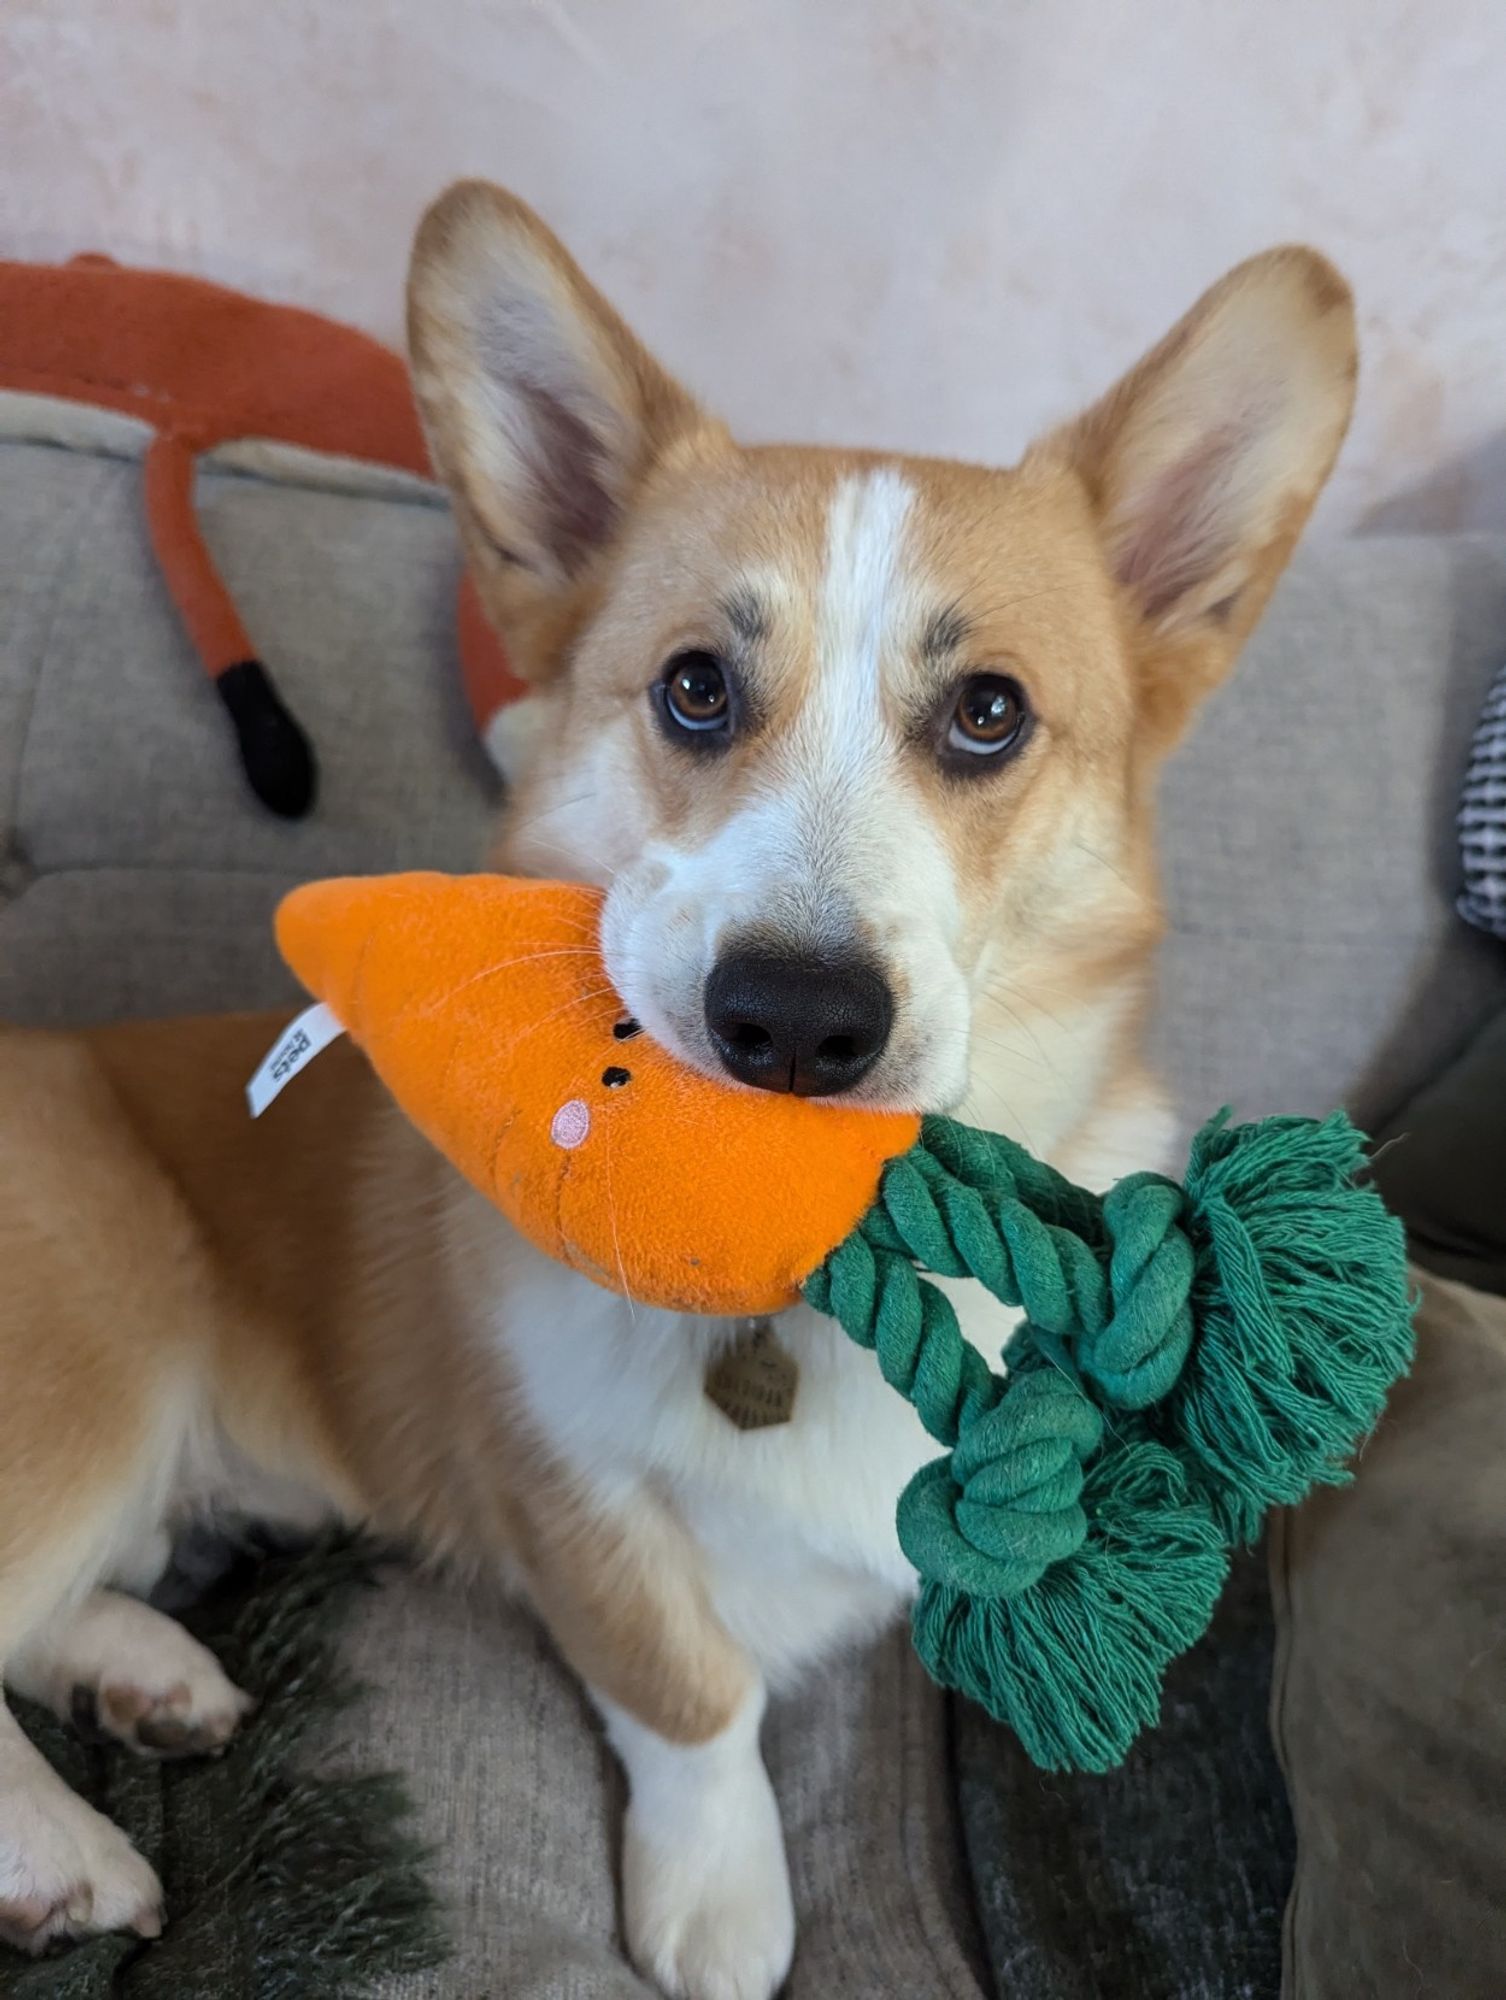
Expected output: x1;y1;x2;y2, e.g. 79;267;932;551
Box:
0;255;515;817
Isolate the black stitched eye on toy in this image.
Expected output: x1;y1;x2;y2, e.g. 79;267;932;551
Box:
659;651;731;736
943;674;1029;765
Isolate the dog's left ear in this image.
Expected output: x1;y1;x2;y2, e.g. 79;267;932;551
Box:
1046;247;1357;750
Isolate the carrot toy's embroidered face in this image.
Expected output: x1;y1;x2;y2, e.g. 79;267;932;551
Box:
408;183;1356;1122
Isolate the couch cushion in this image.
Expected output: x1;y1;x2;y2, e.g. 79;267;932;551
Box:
956;1549;1293;2000
1269;990;1506;1996
1373;1002;1506;1294
1271;1269;1506;1998
1155;534;1506;1136
0;421;497;1023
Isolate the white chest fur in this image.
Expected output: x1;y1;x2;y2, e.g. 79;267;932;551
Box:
446;1079;1176;1687
445;1186;1018;1683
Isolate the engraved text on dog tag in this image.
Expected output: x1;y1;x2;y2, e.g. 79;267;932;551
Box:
704;1318;798;1430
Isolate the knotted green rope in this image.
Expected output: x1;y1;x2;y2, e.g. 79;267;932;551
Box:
802;1108;1414;1772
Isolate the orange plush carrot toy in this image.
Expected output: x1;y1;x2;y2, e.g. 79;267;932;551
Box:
273;871;915;1314
0;255;522;816
258;869;1414;1773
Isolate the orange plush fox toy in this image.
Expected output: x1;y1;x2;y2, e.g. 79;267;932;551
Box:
0;255;520;816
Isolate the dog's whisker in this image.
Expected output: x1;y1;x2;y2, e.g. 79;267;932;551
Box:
979;973;1071;1042
599;1119;638;1327
1071;836;1135;893
961;1071;1042;1155
516;832;621;882
962;1032;1051;1071
487;983;621;1064
921;1023;1050;1076
957;582;1069;626
502;789;604;840
482;894;603;944
412;946;606;1020
975;995;1062;1075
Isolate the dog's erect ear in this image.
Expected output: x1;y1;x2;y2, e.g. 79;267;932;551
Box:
408;182;713;678
1045;247;1357;751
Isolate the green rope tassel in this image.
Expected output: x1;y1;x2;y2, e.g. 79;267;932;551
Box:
802;1108;1415;1773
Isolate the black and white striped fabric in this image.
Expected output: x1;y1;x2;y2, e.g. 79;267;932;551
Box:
1460;662;1506;939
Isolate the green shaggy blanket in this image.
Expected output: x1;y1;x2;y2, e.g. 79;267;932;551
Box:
0;1542;447;1999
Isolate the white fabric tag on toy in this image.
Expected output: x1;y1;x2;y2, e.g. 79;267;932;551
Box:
246;1001;346;1117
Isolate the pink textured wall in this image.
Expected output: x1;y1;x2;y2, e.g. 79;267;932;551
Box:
3;0;1502;531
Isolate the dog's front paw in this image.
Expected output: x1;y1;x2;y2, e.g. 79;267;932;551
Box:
621;1775;794;2000
13;1589;254;1762
70;1653;254;1760
0;1783;163;1954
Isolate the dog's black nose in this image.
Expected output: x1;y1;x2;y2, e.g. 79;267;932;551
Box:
704;951;893;1097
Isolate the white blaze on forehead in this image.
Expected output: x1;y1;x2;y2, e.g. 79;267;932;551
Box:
805;468;916;773
598;463;970;1106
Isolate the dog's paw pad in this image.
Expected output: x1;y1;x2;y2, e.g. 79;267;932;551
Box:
0;1879;163;1955
623;1804;794;2000
0;1810;162;1954
634;1902;794;2000
72;1663;254;1760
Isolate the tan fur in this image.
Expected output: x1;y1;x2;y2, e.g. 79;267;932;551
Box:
0;184;1355;1971
0;1021;746;1749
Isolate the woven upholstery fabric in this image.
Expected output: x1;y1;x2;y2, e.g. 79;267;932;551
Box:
1458;658;1506;937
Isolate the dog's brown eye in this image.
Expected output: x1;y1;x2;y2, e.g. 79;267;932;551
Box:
661;651;731;734
945;674;1029;763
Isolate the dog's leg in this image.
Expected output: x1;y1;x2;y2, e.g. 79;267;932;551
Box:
0;1541;181;1951
0;1695;163;1954
516;1479;794;2000
10;1591;253;1760
598;1685;793;2000
0;1527;175;1951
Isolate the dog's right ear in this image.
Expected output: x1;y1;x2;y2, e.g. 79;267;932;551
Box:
408;182;713;678
1041;246;1356;756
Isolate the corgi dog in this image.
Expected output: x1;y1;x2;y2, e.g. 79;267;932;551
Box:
0;183;1355;1997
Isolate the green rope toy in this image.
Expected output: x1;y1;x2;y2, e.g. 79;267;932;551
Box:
271;869;1420;1774
803;1109;1414;1770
